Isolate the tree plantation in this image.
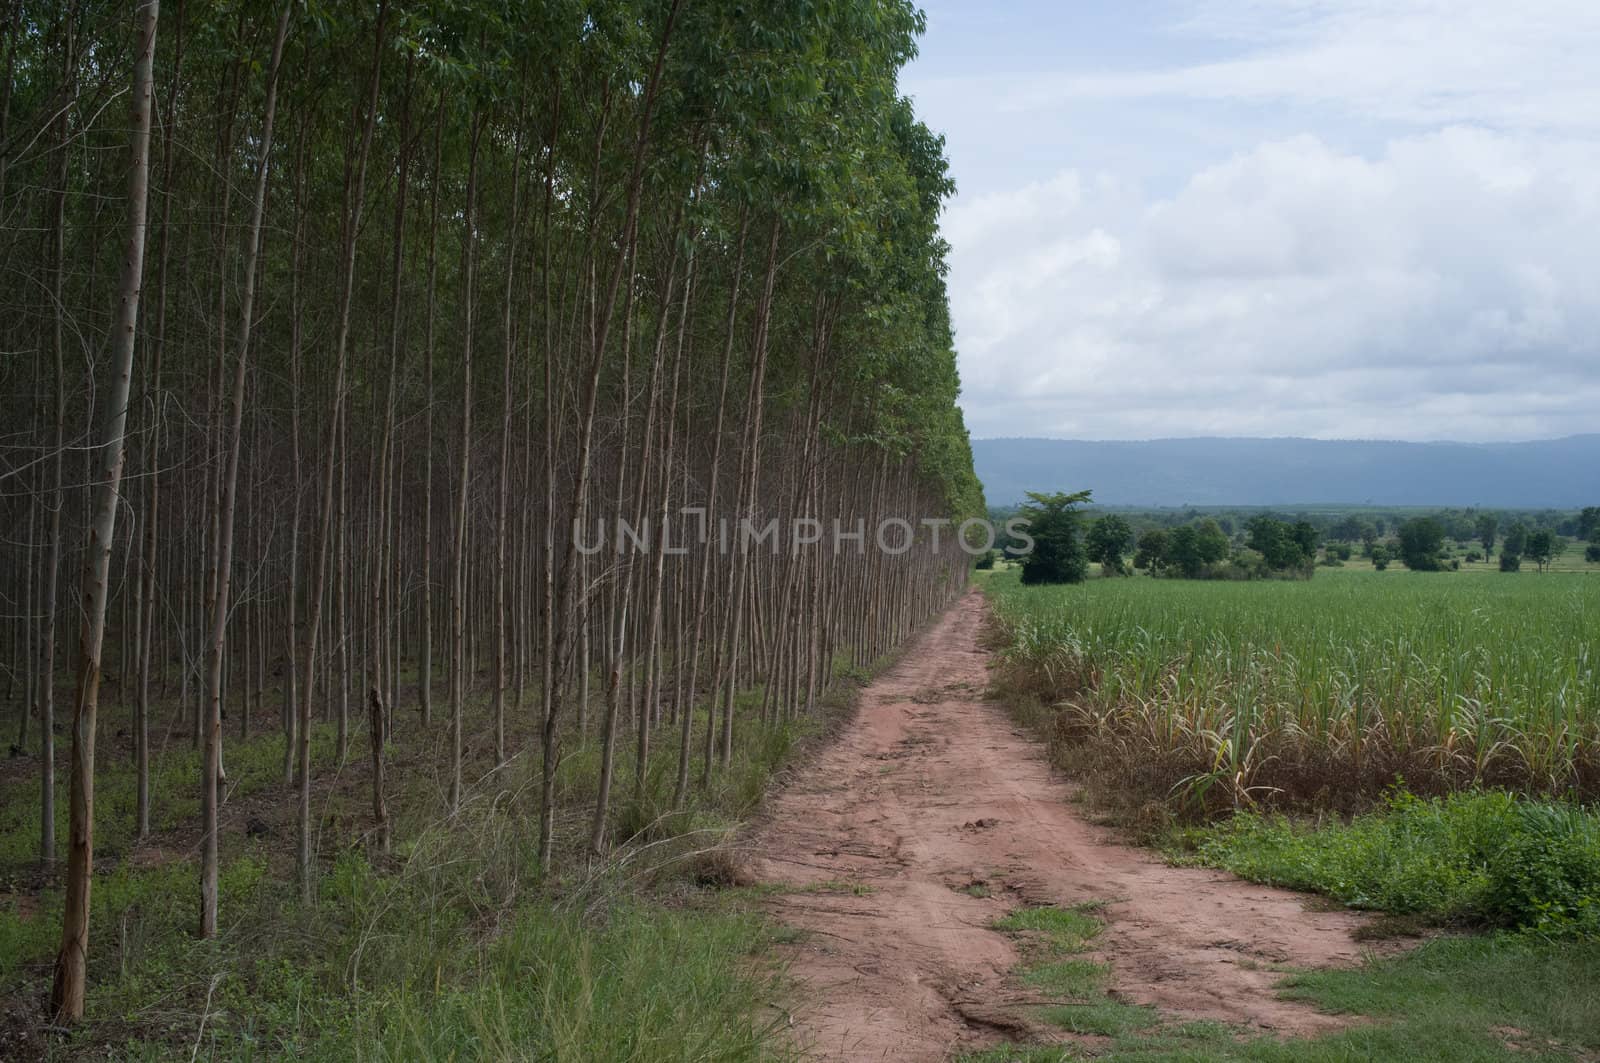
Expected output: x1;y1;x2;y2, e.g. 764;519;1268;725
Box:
0;0;981;1037
6;3;1599;1060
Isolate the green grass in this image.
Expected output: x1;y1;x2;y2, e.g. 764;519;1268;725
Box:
991;903;1157;1034
0;666;848;1059
984;567;1600;808
965;934;1600;1062
345;902;783;1062
977;566;1600;1060
994;903;1104;941
0;722;344;869
1179;790;1600;936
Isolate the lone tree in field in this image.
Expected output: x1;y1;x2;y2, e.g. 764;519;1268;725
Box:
1525;530;1563;573
1476;513;1498;559
1018;490;1092;585
1086;514;1133;575
1397;517;1447;571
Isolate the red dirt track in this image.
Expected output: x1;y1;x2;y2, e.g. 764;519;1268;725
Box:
745;589;1383;1061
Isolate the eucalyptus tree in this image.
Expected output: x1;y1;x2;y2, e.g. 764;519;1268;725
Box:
52;0;160;1021
3;0;991;1023
200;0;289;940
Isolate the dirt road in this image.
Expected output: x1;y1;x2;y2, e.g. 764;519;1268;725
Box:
744;589;1380;1061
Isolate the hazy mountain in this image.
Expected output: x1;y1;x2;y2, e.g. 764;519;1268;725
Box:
973;436;1600;508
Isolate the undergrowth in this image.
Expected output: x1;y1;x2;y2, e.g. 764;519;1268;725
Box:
0;661;882;1060
1179;790;1600;937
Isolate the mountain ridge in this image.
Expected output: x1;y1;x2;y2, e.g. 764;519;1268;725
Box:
972;435;1600;508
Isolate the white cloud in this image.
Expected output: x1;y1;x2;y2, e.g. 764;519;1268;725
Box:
913;1;1600;440
949;127;1600;440
1018;0;1600;131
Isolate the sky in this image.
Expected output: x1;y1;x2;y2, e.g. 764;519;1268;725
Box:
901;0;1600;443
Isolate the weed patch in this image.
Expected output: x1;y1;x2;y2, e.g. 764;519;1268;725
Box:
1181;790;1600;936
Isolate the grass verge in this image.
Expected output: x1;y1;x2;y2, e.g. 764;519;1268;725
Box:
964;934;1600;1062
1176;790;1600;936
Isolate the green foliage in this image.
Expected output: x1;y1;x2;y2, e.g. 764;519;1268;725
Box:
1578;506;1600;542
1397;516;1447;570
1188;791;1600;935
1179;519;1232;576
985;568;1600;803
1502;520;1530;558
1018;490;1092;585
1133;528;1169;572
1087;515;1135;575
1499;551;1522;572
1244;515;1317;574
1477;513;1499;556
1525;529;1563;572
1587;543;1600;564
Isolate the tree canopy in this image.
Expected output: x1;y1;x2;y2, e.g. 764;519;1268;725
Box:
1018;491;1092;585
1397;517;1447;571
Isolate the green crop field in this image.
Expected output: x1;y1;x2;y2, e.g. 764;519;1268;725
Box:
984;567;1600;811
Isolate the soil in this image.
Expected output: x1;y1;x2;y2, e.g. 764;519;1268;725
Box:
744;589;1391;1061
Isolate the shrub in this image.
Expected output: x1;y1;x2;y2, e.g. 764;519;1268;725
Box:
1586;544;1600;564
1397;517;1446;570
1191;791;1600;936
1485;803;1600;937
1501;553;1522;572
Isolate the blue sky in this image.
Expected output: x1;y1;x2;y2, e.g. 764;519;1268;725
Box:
902;1;1600;442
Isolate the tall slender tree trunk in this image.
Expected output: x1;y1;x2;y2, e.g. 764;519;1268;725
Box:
719;218;781;770
51;0;159;1020
420;108;443;728
374;55;412;744
38;4;78;868
297;3;386;899
493;122;522;767
450;113;483;813
200;2;289;938
281;125;307;786
683;208;746;801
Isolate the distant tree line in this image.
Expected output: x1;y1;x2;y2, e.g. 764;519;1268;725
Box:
988;500;1600;583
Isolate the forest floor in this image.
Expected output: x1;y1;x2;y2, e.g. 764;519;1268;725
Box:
742;589;1398;1062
